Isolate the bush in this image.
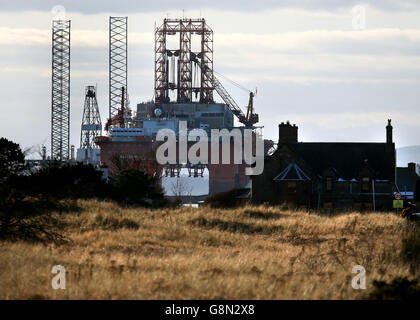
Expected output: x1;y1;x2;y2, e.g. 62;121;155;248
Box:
368;277;420;300
0;138;69;243
0;190;70;244
205;189;242;209
113;168;166;207
20;162;110;199
0;137;27;183
0;138;171;244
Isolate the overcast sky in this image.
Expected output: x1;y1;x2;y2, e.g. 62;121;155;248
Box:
1;0;420;158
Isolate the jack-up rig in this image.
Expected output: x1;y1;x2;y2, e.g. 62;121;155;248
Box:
48;17;264;194
95;18;262;195
25;16;266;195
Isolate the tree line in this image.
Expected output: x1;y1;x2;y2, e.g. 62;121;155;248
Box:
0;137;168;242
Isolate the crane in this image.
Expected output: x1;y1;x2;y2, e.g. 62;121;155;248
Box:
192;56;259;127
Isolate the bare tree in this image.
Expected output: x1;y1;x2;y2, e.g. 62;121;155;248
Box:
170;176;193;201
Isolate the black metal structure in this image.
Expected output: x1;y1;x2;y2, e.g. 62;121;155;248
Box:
109;17;128;120
80;86;102;149
51;20;71;161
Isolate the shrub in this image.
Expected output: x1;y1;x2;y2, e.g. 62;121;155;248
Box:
205;189;241;208
368;277;420;300
0;138;68;243
0;192;69;244
21;162;110;199
0;137;27;184
114;168;166;207
17;162;168;207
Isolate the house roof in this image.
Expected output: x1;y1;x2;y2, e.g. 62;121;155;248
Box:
274;162;311;181
396;167;419;192
287;142;394;180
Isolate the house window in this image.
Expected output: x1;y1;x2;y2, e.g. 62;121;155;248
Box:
287;181;297;193
361;177;370;192
326;177;333;192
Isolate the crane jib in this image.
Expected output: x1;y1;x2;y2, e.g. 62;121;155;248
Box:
192;57;258;127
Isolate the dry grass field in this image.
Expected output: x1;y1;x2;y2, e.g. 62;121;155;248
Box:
0;200;415;299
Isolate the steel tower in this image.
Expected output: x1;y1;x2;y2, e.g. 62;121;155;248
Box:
109;17;128;120
154;18;214;106
80;86;102;149
51;20;71;161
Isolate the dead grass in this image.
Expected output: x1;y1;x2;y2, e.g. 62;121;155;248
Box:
0;200;414;299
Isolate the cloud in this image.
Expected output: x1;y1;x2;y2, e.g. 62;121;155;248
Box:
213;29;420;85
216;29;420;55
0;0;420;14
3;25;420;88
1;4;420;151
0;27;152;47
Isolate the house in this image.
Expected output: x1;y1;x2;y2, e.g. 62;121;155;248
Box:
396;162;420;206
251;120;396;210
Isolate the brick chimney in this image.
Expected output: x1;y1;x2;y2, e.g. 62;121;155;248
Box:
385;119;396;184
408;162;416;173
278;121;298;144
386;119;393;145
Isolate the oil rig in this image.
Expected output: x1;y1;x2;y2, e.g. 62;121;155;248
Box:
95;18;264;195
96;18;261;195
50;17;264;196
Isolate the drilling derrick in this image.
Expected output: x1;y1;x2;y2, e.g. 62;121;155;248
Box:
51;20;71;161
80;86;102;149
109;17;127;120
78;86;102;164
